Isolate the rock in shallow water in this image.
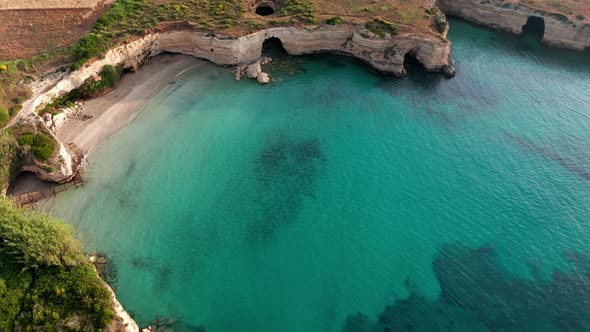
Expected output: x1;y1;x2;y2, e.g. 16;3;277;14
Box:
246;61;262;78
257;72;270;84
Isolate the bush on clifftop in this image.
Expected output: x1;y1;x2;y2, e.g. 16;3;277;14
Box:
326;16;343;25
0;131;24;190
0;197;84;267
0;198;114;330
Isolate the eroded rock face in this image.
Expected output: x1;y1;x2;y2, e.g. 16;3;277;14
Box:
437;0;590;50
30;25;452;116
21;139;74;183
17;117;74;184
105;282;140;332
151;26;452;75
18;24;453;184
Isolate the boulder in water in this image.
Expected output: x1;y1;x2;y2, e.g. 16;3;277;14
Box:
257;72;270;84
247;61;262;78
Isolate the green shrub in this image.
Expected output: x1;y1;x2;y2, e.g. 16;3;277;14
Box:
0;131;24;187
0;197;84;267
83;65;121;97
279;0;316;24
0;107;9;124
365;17;399;38
0;254;33;331
11;96;25;104
0;198;114;330
17;132;34;146
576;15;586;20
326;16;343;25
9;104;22;117
435;15;448;33
39;65;121;115
25;264;113;328
31;132;56;161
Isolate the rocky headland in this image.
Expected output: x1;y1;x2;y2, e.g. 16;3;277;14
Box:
437;0;590;50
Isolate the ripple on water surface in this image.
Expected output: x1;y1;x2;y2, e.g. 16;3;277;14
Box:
48;19;590;332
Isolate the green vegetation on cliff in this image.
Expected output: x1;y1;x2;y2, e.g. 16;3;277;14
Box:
39;65;122;116
0;198;114;331
71;0;247;69
0;131;24;189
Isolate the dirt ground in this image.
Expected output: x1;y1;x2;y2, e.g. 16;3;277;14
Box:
0;0;109;10
0;1;112;60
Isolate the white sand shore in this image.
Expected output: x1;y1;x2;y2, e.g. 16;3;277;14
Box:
58;54;206;153
8;54;206;196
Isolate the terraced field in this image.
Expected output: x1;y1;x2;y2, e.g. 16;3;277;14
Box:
0;0;109;10
0;1;114;60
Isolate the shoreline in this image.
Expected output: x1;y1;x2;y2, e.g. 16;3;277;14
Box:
8;54;205;197
58;54;205;154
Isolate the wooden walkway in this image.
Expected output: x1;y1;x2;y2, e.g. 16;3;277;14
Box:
12;191;47;209
12;142;86;209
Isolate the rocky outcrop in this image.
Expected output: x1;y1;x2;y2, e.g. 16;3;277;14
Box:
28;26;453;118
105;281;140;332
17;116;75;183
21;138;74;183
437;0;590;51
151;26;452;75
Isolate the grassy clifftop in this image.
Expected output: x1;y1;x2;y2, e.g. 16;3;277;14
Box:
0;197;115;331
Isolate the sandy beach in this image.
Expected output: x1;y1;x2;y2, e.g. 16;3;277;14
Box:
8;54;206;196
59;54;206;153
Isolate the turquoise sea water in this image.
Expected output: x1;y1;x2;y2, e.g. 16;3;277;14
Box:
47;19;590;331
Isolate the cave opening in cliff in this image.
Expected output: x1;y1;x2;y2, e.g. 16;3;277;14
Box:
262;37;287;58
403;50;427;75
255;3;275;16
522;16;545;40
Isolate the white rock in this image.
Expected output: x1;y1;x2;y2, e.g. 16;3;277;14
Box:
246;61;262;78
257;72;270;84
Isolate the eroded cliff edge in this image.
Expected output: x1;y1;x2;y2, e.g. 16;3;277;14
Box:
437;0;590;50
18;24;453;182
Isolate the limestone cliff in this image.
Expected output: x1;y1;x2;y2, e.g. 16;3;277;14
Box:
20;24;453;185
105;283;139;332
437;0;590;50
151;26;453;75
21;138;74;183
30;25;453;130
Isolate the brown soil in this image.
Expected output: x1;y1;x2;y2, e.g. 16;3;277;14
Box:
0;5;110;61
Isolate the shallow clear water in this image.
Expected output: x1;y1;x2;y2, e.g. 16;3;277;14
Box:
48;19;590;331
